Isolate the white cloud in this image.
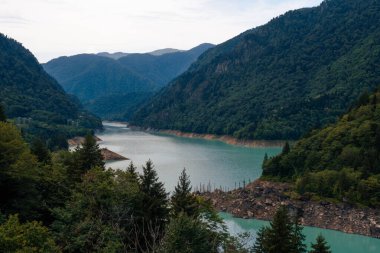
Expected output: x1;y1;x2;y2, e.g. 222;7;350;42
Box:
0;0;323;62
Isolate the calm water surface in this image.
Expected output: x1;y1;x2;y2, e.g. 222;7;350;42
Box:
98;122;281;191
98;122;380;253
221;212;380;253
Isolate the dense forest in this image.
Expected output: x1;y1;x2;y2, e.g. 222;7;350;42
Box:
0;34;102;149
43;43;214;120
0;114;329;252
131;0;380;140
263;88;380;207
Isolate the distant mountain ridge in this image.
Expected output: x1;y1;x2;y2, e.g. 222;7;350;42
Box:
97;48;183;59
0;33;102;148
131;0;380;140
43;43;214;119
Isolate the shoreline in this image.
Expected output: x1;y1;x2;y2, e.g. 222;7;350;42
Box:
199;180;380;239
129;126;286;148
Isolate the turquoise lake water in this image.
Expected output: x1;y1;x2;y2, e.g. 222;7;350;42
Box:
98;122;380;253
98;122;281;191
221;212;380;253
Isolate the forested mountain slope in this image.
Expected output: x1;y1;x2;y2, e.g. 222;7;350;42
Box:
43;43;214;119
0;34;101;148
131;0;380;140
263;88;380;207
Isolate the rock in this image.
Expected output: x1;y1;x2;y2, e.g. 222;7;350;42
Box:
100;148;128;161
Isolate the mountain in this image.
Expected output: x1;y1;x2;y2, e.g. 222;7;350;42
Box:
97;52;129;59
118;43;214;89
97;48;182;59
262;88;380;207
0;33;102;148
42;54;154;102
148;48;183;56
43;43;214;119
131;0;380;140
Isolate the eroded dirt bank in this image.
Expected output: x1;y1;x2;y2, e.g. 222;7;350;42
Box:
199;180;380;238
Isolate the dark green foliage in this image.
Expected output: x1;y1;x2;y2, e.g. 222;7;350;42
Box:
252;227;270;253
0;104;6;122
159;213;221;253
309;235;331;253
30;138;51;164
52;167;140;252
282;142;291;155
253;207;308;253
43;44;214;119
263;90;380;206
0;214;60;252
291;217;307;253
0;33;102;148
0;121;256;252
0;122;41;220
171;169;198;217
126;161;139;181
132;0;380;140
139;160;169;229
74;134;105;176
84;92;154;120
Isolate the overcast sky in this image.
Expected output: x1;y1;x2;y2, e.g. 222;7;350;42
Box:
1;0;323;63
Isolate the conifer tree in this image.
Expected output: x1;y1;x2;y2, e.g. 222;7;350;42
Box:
291;216;306;253
139;160;169;243
171;169;198;217
309;234;331;253
262;153;269;168
30;138;51;164
126;161;139;181
75;134;104;177
252;227;269;253
266;206;294;253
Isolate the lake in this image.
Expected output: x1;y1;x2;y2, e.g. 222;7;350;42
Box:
98;122;380;253
97;122;282;192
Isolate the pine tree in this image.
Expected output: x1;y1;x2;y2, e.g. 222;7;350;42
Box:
309;234;331;253
30;138;51;164
266;206;294;253
75;134;104;177
262;153;269;168
138;160;169;250
291;216;306;253
126;161;139;181
171;169;198;217
0;104;6;122
253;227;269;253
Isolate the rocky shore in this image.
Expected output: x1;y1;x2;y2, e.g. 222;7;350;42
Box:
130;126;285;148
67;136;128;161
199;180;380;238
100;148;128;161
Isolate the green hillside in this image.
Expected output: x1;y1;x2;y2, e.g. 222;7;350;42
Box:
131;0;380;140
263;88;380;207
0;34;102;148
43;43;214;119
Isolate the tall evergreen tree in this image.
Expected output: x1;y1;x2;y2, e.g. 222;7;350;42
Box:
139;160;169;248
30;138;51;164
75;133;104;176
266;206;294;253
291;216;306;253
126;161;139;182
252;227;270;253
309;235;331;253
171;169;198;217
